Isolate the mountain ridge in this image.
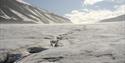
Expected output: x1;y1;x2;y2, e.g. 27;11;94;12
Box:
100;14;125;22
0;0;71;24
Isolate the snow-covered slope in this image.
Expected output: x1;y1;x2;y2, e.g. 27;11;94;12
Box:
0;22;125;63
0;0;71;24
100;14;125;22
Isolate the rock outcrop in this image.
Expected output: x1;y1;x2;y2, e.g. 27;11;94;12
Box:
0;0;71;24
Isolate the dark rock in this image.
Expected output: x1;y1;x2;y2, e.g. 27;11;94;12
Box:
43;56;64;62
0;49;8;63
27;47;48;53
0;49;22;63
5;54;22;63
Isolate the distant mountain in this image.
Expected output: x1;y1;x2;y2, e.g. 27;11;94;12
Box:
0;0;71;24
101;14;125;22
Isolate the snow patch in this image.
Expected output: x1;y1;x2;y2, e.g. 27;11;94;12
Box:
16;0;31;5
26;7;39;16
0;9;11;19
10;8;33;21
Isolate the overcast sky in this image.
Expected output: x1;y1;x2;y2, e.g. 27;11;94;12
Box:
22;0;125;24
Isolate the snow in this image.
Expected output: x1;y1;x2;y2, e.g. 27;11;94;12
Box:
26;7;39;17
0;22;125;63
16;0;31;5
0;9;11;19
10;8;33;21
